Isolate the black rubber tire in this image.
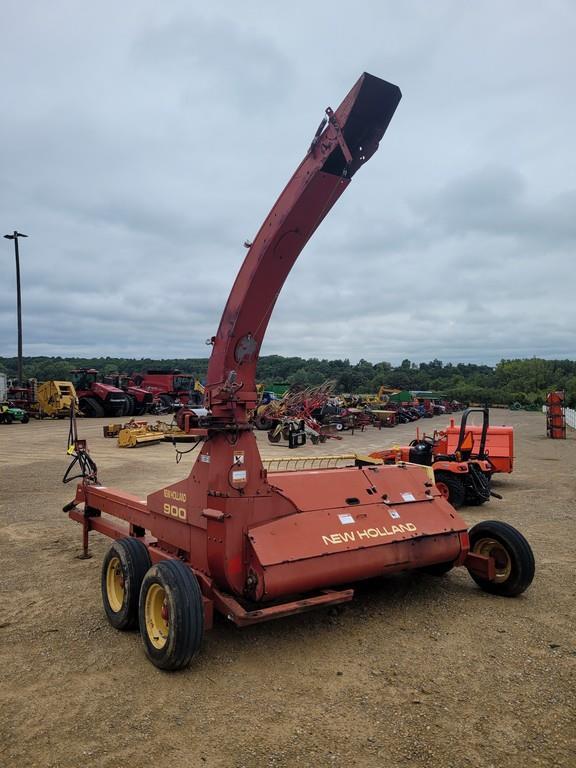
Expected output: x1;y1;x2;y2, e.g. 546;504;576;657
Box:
468;520;535;597
80;396;105;418
111;394;132;418
4;413;14;424
254;414;274;430
268;429;281;443
466;494;489;507
124;395;135;417
21;414;30;424
101;538;151;630
138;560;204;671
160;394;174;412
435;472;466;509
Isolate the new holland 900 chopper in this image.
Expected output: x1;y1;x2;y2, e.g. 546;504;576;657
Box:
64;73;535;670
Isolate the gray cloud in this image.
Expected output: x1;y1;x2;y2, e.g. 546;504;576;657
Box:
416;167;576;246
132;14;294;113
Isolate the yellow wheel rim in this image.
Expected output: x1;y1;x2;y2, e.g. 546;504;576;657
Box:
473;537;512;583
106;556;125;613
145;583;169;649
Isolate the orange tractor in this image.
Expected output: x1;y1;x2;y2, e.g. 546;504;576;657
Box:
370;408;504;508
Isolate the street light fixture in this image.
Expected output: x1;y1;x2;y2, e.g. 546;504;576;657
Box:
3;230;28;386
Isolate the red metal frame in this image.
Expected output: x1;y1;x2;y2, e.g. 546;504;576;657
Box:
67;73;497;629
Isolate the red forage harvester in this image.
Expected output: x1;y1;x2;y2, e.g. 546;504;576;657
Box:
64;73;535;670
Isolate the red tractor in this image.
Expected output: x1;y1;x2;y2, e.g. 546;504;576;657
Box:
131;370;204;411
70;369;131;418
102;374;154;416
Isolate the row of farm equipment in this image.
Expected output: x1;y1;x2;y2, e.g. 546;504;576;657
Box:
1;364;460;431
248;384;515;509
96;384;516;513
0;369;205;421
251;381;465;447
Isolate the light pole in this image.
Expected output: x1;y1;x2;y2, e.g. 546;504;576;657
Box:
3;230;28;386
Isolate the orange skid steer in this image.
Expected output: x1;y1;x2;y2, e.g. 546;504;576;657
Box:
63;74;535;670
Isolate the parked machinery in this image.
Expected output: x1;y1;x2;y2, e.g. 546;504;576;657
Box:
6;378;38;414
116;422;165;448
103;418;197;448
64;73;535;671
3;378;78;419
0;403;29;424
264;382;338;446
434;414;514;474
36;380;79;419
131;370;204;411
370;408;503;508
102;374;154;416
70;368;131;418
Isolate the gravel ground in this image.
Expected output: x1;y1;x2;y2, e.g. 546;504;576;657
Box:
0;410;574;768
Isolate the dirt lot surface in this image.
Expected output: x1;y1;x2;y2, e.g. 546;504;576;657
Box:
1;410;575;768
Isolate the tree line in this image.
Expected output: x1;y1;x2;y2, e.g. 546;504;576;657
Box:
1;355;575;406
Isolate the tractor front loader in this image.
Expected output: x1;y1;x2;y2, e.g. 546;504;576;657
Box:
64;74;535;671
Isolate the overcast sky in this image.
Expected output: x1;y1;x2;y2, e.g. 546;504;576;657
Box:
1;1;574;365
